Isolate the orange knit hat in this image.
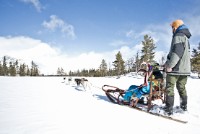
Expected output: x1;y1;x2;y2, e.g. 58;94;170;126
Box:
170;19;184;29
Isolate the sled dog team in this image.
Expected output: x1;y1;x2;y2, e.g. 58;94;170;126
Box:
63;77;91;90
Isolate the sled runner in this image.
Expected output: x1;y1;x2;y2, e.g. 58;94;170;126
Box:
102;63;188;123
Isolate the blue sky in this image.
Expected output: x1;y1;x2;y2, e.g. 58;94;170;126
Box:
0;0;200;74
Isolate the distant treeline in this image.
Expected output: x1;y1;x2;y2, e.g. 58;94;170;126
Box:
0;56;39;76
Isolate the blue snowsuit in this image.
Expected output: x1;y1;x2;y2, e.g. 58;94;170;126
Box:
123;83;150;102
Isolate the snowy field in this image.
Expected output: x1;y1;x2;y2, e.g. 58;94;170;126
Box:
0;74;200;134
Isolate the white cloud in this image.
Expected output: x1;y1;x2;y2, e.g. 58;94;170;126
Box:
0;36;59;74
42;15;76;40
20;0;43;12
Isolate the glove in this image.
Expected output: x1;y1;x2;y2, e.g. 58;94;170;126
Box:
164;64;172;72
166;67;172;72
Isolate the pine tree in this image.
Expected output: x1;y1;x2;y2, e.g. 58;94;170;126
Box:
68;70;73;76
81;69;89;76
135;51;141;72
3;56;8;76
57;67;65;76
140;34;156;64
19;63;26;76
0;61;3;76
31;61;39;76
59;67;65;75
99;59;108;76
76;69;80;76
26;65;30;76
57;67;61;75
113;51;125;76
126;57;134;73
9;61;16;76
15;60;19;75
89;69;96;77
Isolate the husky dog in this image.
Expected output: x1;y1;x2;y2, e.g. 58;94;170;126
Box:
67;77;72;85
74;78;91;90
81;78;91;90
62;77;73;85
74;78;82;86
62;77;66;83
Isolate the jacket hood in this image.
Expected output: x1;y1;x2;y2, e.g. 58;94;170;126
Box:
174;25;192;39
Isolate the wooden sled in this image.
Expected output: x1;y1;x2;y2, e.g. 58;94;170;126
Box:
102;64;166;111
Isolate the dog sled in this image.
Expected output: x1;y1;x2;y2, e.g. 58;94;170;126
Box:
102;63;188;123
102;63;165;111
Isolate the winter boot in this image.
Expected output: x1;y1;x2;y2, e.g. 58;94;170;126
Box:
180;96;187;111
164;95;174;115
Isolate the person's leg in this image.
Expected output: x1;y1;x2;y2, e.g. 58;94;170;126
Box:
165;74;178;115
176;75;188;111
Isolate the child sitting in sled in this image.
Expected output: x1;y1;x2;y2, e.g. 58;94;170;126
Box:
123;63;164;107
123;82;151;106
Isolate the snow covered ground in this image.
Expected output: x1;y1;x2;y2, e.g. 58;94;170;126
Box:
0;74;200;134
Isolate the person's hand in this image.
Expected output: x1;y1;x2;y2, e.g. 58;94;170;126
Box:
166;67;172;72
164;64;172;72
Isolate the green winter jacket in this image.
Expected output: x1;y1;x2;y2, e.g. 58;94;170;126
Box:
166;25;191;75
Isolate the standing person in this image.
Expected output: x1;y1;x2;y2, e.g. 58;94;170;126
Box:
164;19;191;115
